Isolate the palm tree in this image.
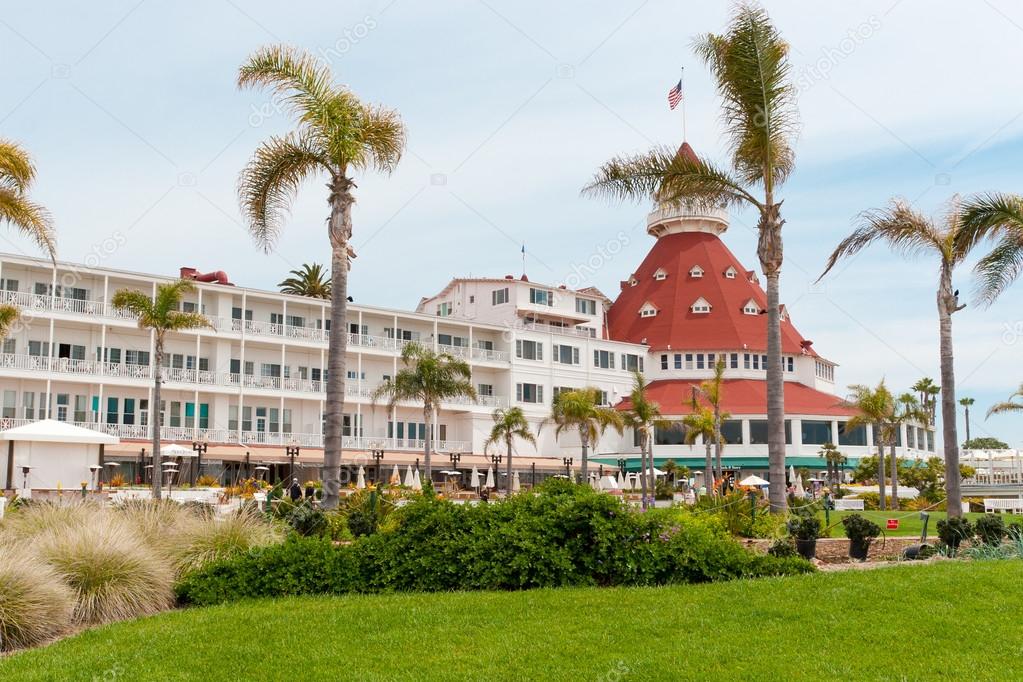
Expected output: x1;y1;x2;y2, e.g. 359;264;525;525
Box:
278;263;331;299
584;5;797;513
373;342;475;483
237;45;405;509
682;407;716;496
817;442;846;491
987;384;1023;417
959;397;975;445
690;358;729;480
1;140;57;337
484;407;536;494
912;377;940;424
111;280;212;499
545;387;624;483
819;199;981;517
844;382;895;510
622;372;670;509
958;192;1023;303
888;392;927;510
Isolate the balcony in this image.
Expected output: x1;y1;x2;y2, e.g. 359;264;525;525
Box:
519;321;597;339
646;204;729;237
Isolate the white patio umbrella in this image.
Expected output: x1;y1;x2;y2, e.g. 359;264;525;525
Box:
789;465;797;483
356;466;366;489
162;443;196;457
403;465;415;487
390;464;400;485
470;465;481;488
412;468;422;491
739;475;770;487
794;474;805;498
600;475;621;490
512;471;521;492
484;466;495;489
617;470;627;489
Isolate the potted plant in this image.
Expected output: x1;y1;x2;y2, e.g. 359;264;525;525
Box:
786;515;821;560
841;513;881;560
937;516;974;556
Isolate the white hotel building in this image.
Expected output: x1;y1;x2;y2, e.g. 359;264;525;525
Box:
0;142;934;488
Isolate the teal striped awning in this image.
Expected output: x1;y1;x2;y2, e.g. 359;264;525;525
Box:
589;454;860;472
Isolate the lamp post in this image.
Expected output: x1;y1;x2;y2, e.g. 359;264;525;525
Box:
371;446;385;485
191;441;208;486
563;456;573;480
285;443;300;482
489;452;502;491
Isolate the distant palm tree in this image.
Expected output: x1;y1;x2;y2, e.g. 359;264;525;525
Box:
622;372;670;509
683;407;716;496
958;193;1023;303
958;396;975;445
484;407;536;494
987;384;1023;417
690;358;728;480
237;45;405;509
817;442;846;491
888;392;927;510
844;382;895;510
820;198;983;517
912;377;940;424
584;4;798;513
1;140;57;337
373;342;475;483
111;280;212;499
545;387;624;483
278;263;331;299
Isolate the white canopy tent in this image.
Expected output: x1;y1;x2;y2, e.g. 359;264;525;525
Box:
2;420;119;490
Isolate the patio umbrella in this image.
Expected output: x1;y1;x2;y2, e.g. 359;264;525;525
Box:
356;466;366;490
470;465;481;488
162;443;196;457
390;464;400;485
789;465;797;483
794;474;805;498
484;466;495;489
403;465;415;487
412;468;422;491
512;471;521;492
739;475;770;487
617;470;627;489
600;475;621;490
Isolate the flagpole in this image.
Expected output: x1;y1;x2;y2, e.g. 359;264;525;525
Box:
681;65;687;142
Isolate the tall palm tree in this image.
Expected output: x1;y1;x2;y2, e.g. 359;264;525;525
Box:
236;45;405;509
987;384;1023;417
690;358;728;480
484;407;536;494
682;407;716;496
844;382;895;510
622;372;670;509
584;5;797;513
373;342;475;482
278;263;331;299
820;199;981;517
958;192;1023;304
887;392;927;510
111;280;212;499
545;387;624;483
1;140;57;335
959;397;975;445
912;377;940;424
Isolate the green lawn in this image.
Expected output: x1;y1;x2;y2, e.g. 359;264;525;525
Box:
3;561;1022;681
819;510;1023;538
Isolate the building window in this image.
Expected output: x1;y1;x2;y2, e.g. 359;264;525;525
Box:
628;276;638;287
696;354;705;370
529;288;553;306
654;269;667;281
436;302;452;317
515;339;543;361
654;422;686;445
742;299;759;315
689;265;704;278
752;354;760;370
801;420;833;445
786;357;794;372
576;326;597;338
674;353;682;370
552;344;579;365
749;419;792;445
2;390;16;419
724;266;737;279
478;383;494;397
639;304;657;317
593;350;614;369
685;353;694;370
516;383;543;404
720;420;743;445
575;298;596;315
660;354;668;370
2;338;14;354
838;422;867;446
621;353;643;372
730;353;739;369
438;333;469;347
691;297;711;313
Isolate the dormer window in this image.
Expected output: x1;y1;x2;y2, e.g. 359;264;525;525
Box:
724;266;737;279
691;297;711;314
689;265;704;278
742;299;760;315
629;276;639;287
639;302;658;318
653;268;668;281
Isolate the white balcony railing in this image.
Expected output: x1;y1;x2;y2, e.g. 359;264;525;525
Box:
520;321;597;339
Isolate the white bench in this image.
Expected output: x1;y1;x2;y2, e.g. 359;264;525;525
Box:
835;498;865;511
983;498;1023;514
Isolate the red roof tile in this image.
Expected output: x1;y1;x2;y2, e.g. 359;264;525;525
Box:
615;379;855;417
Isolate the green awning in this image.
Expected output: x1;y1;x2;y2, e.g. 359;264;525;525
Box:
589;454;861;472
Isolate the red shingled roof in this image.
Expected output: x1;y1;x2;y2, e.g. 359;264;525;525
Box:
615;379;855;417
606;230;818;355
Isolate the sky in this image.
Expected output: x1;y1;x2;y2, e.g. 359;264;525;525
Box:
2;0;1022;448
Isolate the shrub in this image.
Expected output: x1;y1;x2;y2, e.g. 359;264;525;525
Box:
174;508;282;574
196;475;219;487
767;537;798;558
112;498;197;561
286;504;328;537
975;515;1006;546
0;499;108;543
786;515;821;541
841;514;881;544
854;492;897;511
35;517;174;625
0;553;74;652
937;516;974;554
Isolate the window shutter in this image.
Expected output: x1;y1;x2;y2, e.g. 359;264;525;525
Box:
639;357;644;372
515;339;522;358
593;350;599;367
573;348;579;365
537;343;543;360
516;384;522;402
537;385;543;402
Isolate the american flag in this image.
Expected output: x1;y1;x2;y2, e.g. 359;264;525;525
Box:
667;80;683;110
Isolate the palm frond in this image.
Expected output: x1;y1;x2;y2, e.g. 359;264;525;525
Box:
987;383;1023;418
957;194;1023;305
237;131;329;251
354;103;406;174
0;188;56;260
278;263;331;298
165;311;213;332
237;45;337;129
0;303;20;339
0;140;36;192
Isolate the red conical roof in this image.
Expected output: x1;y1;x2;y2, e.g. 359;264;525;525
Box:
676;141;699;164
607;230;817;356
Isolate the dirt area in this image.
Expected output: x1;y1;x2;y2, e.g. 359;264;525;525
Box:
743;537;925;564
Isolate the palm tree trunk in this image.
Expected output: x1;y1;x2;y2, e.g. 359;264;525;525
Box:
876;422;886;511
889;436;899;510
963;405;971;445
938;269;962;517
713;407;723;481
151;334;163;500
580;429;589;483
505;435;513;496
423;405;433;487
704;439;713;497
641;431;650;510
759;203;786;514
322;178;354;510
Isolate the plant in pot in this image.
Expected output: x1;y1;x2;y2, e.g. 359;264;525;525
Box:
975;514;1006;546
841;513;881;560
786;515;821;560
936;516;974;556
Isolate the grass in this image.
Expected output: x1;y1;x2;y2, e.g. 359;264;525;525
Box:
3;561;1022;680
818;510;1023;538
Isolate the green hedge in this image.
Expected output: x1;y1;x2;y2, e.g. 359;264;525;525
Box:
176;481;812;606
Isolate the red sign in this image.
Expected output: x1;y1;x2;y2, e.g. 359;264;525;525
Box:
886;519;899;530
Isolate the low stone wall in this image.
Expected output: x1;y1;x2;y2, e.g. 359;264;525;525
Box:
743;537;923;563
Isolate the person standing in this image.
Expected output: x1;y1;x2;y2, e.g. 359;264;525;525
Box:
288;477;302;502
